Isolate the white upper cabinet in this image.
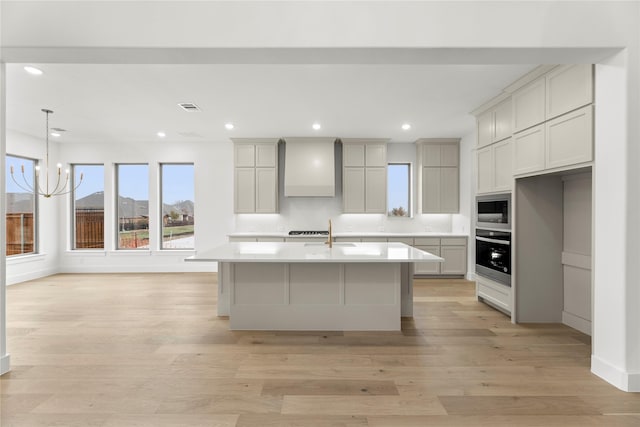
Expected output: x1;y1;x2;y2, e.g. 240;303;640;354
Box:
476;97;512;147
417;139;460;213
493;98;513;142
546;64;593;120
513;77;546;133
546;105;593;170
341;139;388;214
476;138;513;195
343;143;365;167
513;124;545;175
232;138;279;214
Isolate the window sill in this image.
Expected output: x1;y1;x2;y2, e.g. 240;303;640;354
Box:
65;250;107;257
151;250;196;256
6;253;47;265
109;250;152;257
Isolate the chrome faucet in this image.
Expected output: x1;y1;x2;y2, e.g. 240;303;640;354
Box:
326;219;333;248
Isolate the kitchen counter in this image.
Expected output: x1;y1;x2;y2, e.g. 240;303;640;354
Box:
228;231;469;238
187;241;443;263
186;242;442;331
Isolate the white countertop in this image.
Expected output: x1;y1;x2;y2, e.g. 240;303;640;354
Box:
228;232;468;238
186;242;443;263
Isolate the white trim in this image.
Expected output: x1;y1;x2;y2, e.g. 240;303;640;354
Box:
108;250;152;257
0;354;10;376
151;250;196;256
64;250;107;257
6;267;59;286
592;355;640;392
5;253;47;265
562;310;591;335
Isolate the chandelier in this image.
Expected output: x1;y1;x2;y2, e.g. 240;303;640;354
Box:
10;109;83;198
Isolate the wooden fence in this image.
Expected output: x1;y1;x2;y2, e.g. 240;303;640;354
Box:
6;213;35;255
75;210;104;249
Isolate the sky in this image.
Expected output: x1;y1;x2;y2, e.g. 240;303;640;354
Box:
6;156;195;205
387;163;410;214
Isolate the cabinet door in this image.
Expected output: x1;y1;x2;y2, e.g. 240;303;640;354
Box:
343;144;365;167
234;144;255;167
493;138;513;192
493;98;512;142
546;105;593;170
422;167;441;213
343;167;365;212
365;144;387;167
414;245;440;274
476;146;493;194
441;245;467;275
255;143;277;167
546;64;593;120
513;124;545;175
440;167;459;213
477;110;494;148
365;167;387;213
422;144;442;167
513;77;545;133
255;167;277;213
441;144;459;167
234;168;255;213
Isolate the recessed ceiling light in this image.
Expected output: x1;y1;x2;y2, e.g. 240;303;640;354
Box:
225;123;234;130
402;123;411;131
312;123;321;130
50;132;61;137
24;66;43;76
157;131;166;138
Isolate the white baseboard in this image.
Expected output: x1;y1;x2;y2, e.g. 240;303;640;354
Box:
466;272;476;281
592;355;640;392
60;263;216;274
0;353;10;376
562;311;591;335
6;267;59;286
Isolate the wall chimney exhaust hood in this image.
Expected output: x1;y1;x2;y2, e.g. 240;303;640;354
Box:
283;137;336;197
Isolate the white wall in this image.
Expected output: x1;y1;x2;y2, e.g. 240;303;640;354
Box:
54;139;233;274
5;131;60;284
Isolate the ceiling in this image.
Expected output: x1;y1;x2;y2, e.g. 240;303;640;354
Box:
7;63;537;145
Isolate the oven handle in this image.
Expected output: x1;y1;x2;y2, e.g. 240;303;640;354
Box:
475;236;510;245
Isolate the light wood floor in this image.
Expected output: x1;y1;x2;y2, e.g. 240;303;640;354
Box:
1;273;639;427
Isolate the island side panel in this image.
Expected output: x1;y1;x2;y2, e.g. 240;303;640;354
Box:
229;262;401;331
217;262;231;316
401;262;414;317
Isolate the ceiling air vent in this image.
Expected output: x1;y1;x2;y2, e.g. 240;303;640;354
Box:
177;103;201;112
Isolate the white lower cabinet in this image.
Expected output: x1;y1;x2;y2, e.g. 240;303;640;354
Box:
414;245;440;274
476;275;511;314
440;243;467;275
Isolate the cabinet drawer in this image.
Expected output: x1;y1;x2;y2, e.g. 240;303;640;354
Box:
257;237;285;242
440;237;467;246
477;280;511;313
414;237;440;246
360;237;387;242
229;237;258;242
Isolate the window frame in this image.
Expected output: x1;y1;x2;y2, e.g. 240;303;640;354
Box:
5;154;39;256
159;162;195;251
386;162;412;218
115;163;150;251
70;164;105;250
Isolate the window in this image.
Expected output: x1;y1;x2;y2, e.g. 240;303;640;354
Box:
160;164;194;249
387;163;411;217
116;164;149;249
5;155;38;256
72;164;104;249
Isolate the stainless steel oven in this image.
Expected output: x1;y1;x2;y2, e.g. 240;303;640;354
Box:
476;193;511;230
475;228;511;286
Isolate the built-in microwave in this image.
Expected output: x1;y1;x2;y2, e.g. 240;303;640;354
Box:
476;193;511;230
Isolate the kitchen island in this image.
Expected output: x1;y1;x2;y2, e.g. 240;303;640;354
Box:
186;241;442;331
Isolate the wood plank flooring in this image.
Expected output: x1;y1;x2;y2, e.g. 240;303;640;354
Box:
1;273;638;426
